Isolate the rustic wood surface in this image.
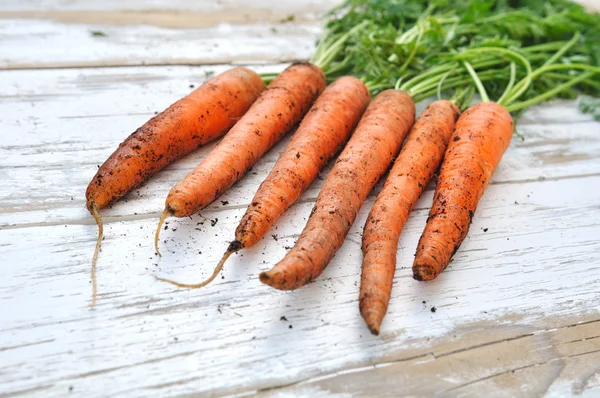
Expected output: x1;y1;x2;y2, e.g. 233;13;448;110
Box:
1;1;599;397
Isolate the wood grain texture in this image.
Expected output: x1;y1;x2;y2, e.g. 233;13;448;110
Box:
0;0;338;69
0;19;320;69
2;0;600;396
0;0;339;13
1;64;600;397
258;317;600;397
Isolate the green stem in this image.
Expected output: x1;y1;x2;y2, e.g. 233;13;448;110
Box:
463;61;489;102
531;63;600;77
396;24;420;45
314;36;345;70
437;69;452;100
498;62;516;105
455;47;532;106
322;57;350;76
408;69;500;99
394;76;404;90
544;72;600;91
505;36;580;105
400;64;449;91
410;74;497;103
404;67;456;93
506;63;600;105
463;86;476;110
259;72;278;85
521;41;569;53
312;30;337;65
449;85;473;109
506;71;596;112
361;76;388;93
398;24;424;73
405;45;540;97
312;20;369;71
542;32;580;67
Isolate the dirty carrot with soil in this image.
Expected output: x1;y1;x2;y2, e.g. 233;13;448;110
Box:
260;89;415;290
412;101;513;281
157;76;370;289
360;99;461;335
154;62;326;258
86;66;264;306
413;44;600;282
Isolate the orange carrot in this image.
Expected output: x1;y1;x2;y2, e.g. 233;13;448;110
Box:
259;89;415;290
86;66;264;306
413;102;513;281
359;100;461;335
156;76;370;288
154;62;326;257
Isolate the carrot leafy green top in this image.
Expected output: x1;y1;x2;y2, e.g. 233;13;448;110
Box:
318;0;600;115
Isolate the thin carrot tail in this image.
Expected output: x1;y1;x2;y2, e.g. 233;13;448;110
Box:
154;240;242;289
89;202;103;308
154;208;172;257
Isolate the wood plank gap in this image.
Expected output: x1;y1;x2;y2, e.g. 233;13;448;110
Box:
0;59;300;72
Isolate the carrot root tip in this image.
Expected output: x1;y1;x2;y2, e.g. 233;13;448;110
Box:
367;324;380;336
227;240;243;253
258;271;271;284
89;202;103;308
361;309;382;336
155;246;237;289
413;265;436;281
154;208;172;257
259;269;291;290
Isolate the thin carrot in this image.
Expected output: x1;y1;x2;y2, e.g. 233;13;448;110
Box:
85;66;264;306
359;100;460;335
154;62;326;258
412;101;513;281
157;76;370;288
259;89;415;290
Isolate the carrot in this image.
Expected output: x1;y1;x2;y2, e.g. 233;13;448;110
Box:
154;62;326;257
236;77;369;248
86;66;264;306
410;41;600;282
156;76;370;288
259;89;415;290
359;100;461;335
412;102;513;281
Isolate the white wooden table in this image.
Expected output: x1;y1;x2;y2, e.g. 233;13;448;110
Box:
1;1;600;397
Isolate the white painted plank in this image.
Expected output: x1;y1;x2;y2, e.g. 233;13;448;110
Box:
1;66;600;397
0;65;599;229
0;0;594;14
1;174;599;396
0;19;320;69
0;0;339;13
0;0;340;69
258;319;600;397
